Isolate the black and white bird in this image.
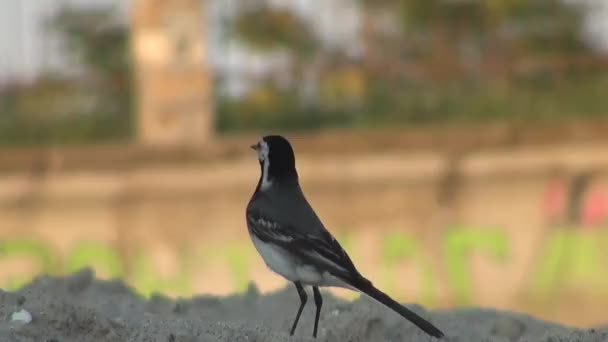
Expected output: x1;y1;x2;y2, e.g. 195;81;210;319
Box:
246;135;444;339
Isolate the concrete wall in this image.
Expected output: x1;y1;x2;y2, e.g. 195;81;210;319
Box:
1;139;608;325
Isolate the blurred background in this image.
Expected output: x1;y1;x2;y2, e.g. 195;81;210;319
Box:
1;0;608;327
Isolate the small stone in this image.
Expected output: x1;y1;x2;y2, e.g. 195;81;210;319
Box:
11;309;32;324
491;316;525;340
173;301;188;315
148;293;172;313
246;282;259;298
66;268;94;294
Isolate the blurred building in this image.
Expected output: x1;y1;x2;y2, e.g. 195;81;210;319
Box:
131;0;213;145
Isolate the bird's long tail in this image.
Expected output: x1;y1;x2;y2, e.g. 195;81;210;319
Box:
353;278;444;339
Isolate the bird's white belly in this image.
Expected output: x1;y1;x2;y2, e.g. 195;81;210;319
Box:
250;235;353;288
251;235;299;281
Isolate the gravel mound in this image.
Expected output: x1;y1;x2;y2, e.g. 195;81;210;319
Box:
0;269;605;342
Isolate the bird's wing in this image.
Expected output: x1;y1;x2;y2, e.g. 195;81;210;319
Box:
247;211;361;283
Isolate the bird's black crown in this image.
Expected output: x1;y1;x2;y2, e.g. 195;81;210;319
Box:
262;135;298;181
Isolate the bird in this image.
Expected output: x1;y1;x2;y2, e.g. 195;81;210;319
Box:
245;135;445;339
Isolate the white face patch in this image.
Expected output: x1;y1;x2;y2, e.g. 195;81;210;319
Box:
257;140;270;162
257;140;273;190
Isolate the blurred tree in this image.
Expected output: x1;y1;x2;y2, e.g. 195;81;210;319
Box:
218;0;608;132
353;0;607;125
2;1;606;141
227;5;336;128
47;6;133;133
359;0;589;79
51;8;130;75
235;7;317;56
0;6;132;145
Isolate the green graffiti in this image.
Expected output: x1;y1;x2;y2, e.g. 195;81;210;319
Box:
444;228;509;305
65;242;124;278
530;229;608;298
128;246;193;297
0;239;58;290
223;242;255;293
1;226;607;303
194;240;261;294
380;233;438;305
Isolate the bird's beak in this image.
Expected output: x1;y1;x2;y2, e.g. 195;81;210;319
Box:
250;144;258;151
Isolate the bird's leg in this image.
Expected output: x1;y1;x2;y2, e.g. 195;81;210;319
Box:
290;282;307;336
312;286;323;338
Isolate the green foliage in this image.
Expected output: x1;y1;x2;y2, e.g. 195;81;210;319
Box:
216;85;357;132
0;6;133;146
0;77;131;145
49;7;130;74
234;7;318;56
218;0;608;133
217;70;608;132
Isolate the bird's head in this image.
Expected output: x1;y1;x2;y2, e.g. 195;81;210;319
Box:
250;135;297;190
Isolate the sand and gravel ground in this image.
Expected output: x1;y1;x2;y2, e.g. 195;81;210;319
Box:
0;269;606;342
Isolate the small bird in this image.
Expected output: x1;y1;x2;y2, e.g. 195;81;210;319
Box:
246;135;444;339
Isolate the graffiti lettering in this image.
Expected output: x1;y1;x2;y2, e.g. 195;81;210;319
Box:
0;227;606;305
